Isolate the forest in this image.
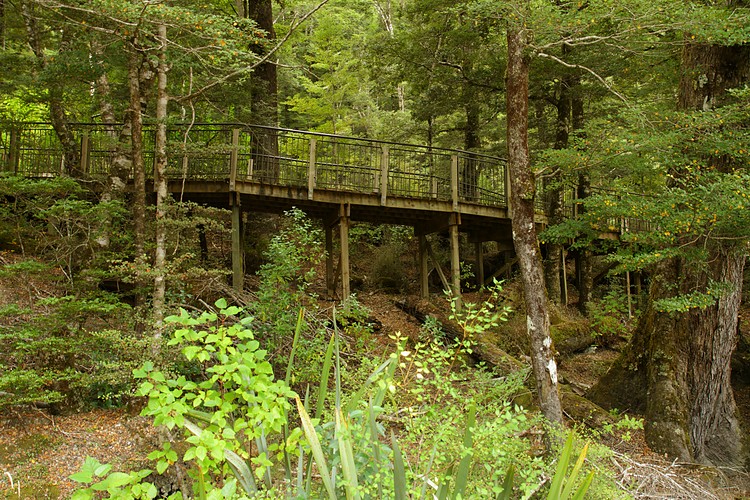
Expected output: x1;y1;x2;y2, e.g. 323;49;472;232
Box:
0;0;749;498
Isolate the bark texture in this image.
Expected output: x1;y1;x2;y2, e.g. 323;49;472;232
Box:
544;77;573;304
245;0;280;181
152;23;169;332
460;100;482;201
506;24;563;425
128;45;147;260
589;29;749;466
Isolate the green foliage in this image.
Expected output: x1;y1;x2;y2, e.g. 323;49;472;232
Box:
133;299;299;494
255;209;323;345
0;260;146;410
449;279;512;348
602;412;644;444
588;282;632;340
69;457;160;500
547;432;595;500
0;175;129;280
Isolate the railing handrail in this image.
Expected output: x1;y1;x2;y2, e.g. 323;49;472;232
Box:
0;121;507;163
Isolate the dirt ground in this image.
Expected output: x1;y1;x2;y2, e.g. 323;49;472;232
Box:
0;408;156;499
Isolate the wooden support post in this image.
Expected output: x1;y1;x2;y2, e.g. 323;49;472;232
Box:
339;204;351;300
425;238;450;292
325;224;334;299
380;146;389;205
418;232;429;298
475;241;484;288
80;133;89;175
561;248;569;306
449;214;461;311
231;193;243;291
308;138;317;200
626;271;632;318
8;128;19;173
229;128;240;190
451;155;459;211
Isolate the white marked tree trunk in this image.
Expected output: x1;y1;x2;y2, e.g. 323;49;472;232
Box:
506;20;563;426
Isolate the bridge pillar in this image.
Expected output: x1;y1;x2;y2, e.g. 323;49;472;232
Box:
418;232;429;298
449;213;461;311
325;224;335;300
339;204;351;300
231;193;244;291
474;241;484;289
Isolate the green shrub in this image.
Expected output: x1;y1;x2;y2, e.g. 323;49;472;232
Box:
255;208;323;348
0;260;149;410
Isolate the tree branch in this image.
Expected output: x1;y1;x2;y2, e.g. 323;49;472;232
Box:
536;51;629;105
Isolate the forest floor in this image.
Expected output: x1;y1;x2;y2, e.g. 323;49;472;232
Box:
1;245;749;498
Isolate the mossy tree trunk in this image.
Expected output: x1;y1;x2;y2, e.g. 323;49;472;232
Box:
544;76;573;304
507;19;563;426
153;22;169;333
589;28;750;466
245;0;280;181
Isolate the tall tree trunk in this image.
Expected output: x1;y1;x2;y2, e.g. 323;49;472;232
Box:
1;0;5;50
247;0;277;121
128;43;147;261
544;78;572;304
92;40;126;249
588;31;750;466
246;0;279;181
153;22;169;333
571;87;593;314
460;99;481;201
506;22;563;426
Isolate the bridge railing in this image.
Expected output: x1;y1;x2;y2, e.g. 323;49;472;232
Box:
0;123;656;237
1;122;510;211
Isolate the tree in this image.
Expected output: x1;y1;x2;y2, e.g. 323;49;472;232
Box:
587;1;750;465
505;2;564;426
18;0;80;176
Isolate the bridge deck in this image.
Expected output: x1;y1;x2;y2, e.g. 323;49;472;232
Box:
1;123;539;241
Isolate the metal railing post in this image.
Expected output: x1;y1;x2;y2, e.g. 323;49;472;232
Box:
229;128;239;190
380;145;389;205
308;138;317;200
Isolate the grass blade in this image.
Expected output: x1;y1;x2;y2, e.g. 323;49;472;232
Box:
496;465;515;500
316;331;336;419
452;402;476;499
560;441;589;499
285;308;305;385
392;431;407;500
369;398;384;498
437;465;453;500
336;408;360;500
296;397;337;500
344;357;395;415
547;431;574;500
419;446;439;500
570;471;595;500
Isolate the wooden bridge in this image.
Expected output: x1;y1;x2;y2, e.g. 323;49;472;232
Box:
1;122;562;306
